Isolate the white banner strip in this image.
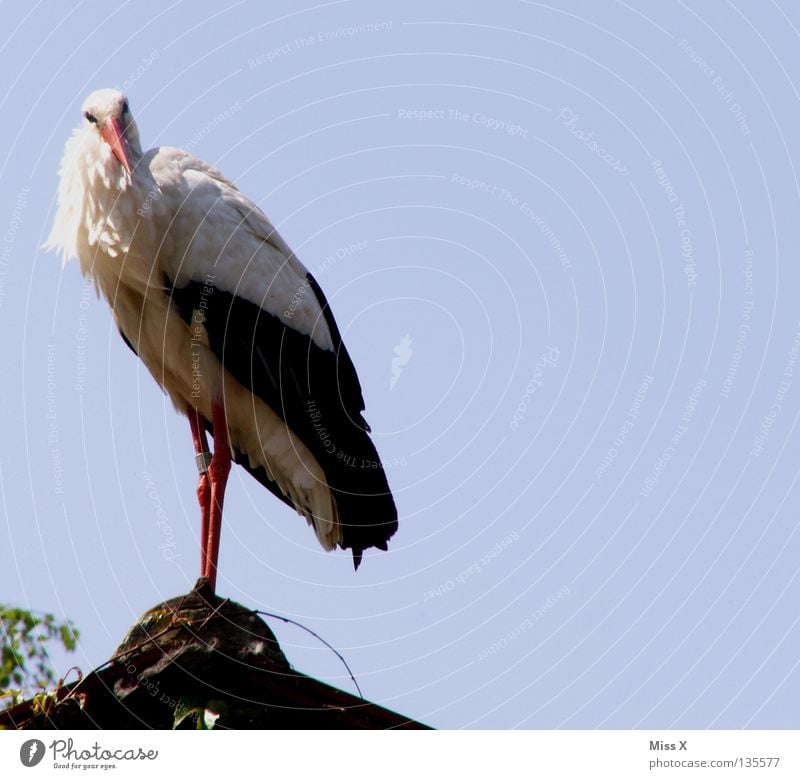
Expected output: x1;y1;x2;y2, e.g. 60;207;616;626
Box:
2;730;798;777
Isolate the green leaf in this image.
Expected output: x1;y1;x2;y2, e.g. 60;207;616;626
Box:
173;695;205;730
202;700;227;730
0;605;79;704
0;689;21;707
202;709;219;729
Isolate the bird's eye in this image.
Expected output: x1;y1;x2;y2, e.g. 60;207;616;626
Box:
84;112;98;124
122;100;129;115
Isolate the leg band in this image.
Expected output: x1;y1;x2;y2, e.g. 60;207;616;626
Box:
195;451;213;475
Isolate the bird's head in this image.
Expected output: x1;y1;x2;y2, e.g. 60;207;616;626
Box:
80;88;142;177
44;89;146;262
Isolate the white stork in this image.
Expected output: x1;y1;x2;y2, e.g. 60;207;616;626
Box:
46;89;397;592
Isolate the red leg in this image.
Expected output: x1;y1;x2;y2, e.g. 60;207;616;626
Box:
205;399;232;593
188;410;211;574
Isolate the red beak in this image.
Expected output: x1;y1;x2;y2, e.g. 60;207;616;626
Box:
100;117;132;176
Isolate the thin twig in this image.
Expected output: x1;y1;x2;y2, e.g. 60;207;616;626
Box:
254;609;363;699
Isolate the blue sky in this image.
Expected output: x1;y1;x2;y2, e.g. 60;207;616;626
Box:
2;0;800;729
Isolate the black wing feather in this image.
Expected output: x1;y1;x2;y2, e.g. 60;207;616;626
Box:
166;275;398;564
